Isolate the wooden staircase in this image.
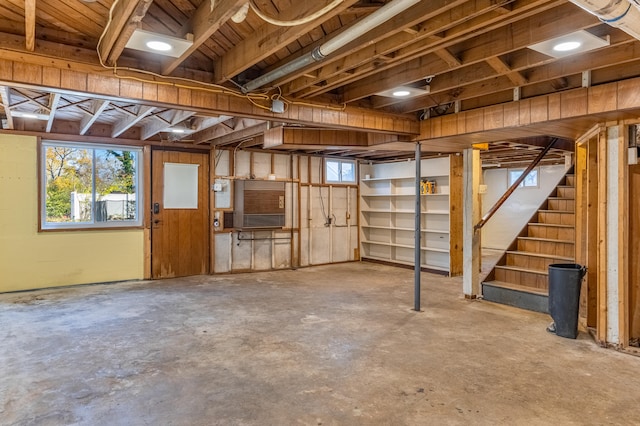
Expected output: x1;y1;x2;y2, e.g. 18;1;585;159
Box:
482;173;575;313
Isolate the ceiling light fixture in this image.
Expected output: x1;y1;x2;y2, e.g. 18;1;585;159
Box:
528;30;609;58
146;40;172;52
392;90;411;97
125;29;194;58
170;128;186;134
553;41;581;52
376;85;431;99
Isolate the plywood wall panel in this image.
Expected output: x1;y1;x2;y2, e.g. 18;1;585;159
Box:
588;84;617;114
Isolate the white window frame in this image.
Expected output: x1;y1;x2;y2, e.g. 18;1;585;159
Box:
40;141;143;230
324;158;357;184
508;167;539;188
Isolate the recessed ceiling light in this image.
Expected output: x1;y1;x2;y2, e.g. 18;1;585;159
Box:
376;85;431;99
125;29;194;58
170;128;186;133
146;40;172;52
553;41;581;52
392;90;411;97
21;113;38;119
528;30;609;58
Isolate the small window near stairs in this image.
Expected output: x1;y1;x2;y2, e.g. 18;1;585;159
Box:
508;168;539;188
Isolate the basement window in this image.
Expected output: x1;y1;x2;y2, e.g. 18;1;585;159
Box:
325;159;356;184
508;168;539;188
40;141;143;230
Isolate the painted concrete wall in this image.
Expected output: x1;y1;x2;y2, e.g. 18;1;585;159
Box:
481;164;569;250
0;134;144;293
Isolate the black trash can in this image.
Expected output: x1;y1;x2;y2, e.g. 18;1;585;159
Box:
547;264;587;339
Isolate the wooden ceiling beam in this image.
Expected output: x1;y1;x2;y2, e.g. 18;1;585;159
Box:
342;2;598;103
24;0;36;52
141;109;196;140
0;55;418;134
98;0;153;66
213;0;360;84
112;105;155;138
207;122;270;147
398;36;639;113
0;120;208;150
485;56;528;86
0;85;14;129
45;93;60;133
79;99;110;135
434;48;462;68
418;76;640;147
285;0;542;98
161;0;245;75
279;0;471;95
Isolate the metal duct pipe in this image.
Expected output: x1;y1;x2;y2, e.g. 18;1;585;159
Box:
569;0;640;40
241;0;421;93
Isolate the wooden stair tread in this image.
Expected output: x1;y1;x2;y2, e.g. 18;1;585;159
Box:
547;197;575;201
506;251;574;261
518;236;574;244
556;185;574;188
483;280;548;296
538;210;574;214
527;223;574;228
494;265;549;275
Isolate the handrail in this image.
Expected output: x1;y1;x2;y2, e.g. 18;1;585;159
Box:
474;137;558;231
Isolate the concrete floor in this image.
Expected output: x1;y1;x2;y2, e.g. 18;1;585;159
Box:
1;262;639;426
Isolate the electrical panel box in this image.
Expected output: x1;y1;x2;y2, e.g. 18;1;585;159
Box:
233;180;285;229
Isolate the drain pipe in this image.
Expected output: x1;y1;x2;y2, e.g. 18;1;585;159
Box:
569;0;640;40
241;0;421;93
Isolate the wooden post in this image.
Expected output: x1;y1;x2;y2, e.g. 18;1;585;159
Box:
463;148;481;297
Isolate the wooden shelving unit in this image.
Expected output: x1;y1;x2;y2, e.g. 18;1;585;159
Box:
359;156;463;275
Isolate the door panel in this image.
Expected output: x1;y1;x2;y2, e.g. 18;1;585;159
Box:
151;150;209;278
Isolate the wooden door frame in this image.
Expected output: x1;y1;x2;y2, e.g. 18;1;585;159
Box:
149;147;211;279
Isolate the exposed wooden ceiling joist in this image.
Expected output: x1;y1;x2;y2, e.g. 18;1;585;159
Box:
161;0;246;75
98;0;154;66
0;86;14;129
79;100;110;135
212;0;361;84
112;105;155;138
45;93;61;133
24;0;36;52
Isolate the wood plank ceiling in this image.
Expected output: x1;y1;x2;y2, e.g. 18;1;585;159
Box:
1;0;639;161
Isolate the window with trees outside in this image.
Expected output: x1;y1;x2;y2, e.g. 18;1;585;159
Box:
41;141;142;230
508;168;539;188
325;159;356;184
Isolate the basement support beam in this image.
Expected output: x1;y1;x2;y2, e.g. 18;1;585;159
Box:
414;141;421;311
463;147;481;298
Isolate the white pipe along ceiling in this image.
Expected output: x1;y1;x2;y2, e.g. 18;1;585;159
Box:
241;0;421;93
570;0;640;40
